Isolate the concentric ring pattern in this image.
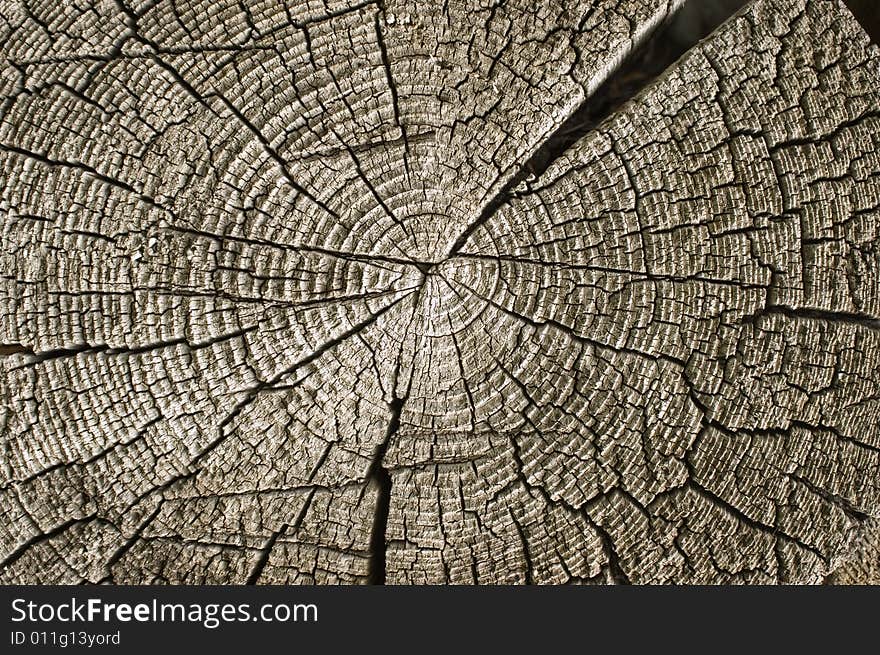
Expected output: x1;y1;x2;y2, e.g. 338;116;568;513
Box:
1;0;879;583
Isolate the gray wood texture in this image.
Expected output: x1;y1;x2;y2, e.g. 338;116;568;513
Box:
1;0;878;584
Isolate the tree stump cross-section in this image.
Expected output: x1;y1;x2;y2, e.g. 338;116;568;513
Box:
1;0;879;584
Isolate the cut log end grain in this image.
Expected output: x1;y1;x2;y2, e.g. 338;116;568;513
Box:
1;0;879;584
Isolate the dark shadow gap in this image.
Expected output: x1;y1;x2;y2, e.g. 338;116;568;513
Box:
0;343;31;356
843;0;880;44
366;395;404;585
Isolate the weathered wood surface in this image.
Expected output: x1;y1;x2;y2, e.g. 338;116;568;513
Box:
828;517;880;584
0;0;878;584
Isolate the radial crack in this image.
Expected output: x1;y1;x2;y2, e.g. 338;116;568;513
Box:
445;0;751;257
366;392;405;585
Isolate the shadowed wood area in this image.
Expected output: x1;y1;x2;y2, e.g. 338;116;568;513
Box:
1;0;879;584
